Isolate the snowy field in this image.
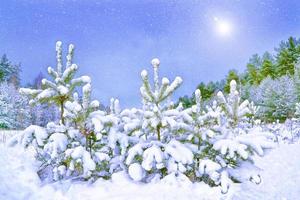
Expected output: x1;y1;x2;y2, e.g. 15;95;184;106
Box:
1;136;299;200
0;130;22;143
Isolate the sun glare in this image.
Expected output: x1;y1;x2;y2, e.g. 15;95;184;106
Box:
214;17;232;37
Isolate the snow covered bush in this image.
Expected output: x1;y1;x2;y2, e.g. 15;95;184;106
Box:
179;89;223;179
10;41;111;181
125;58;194;182
41;95;127;181
9;122;101;181
0;82;31;129
63;83;100;150
263;118;300;144
193;80;274;193
178;80;275;193
139;58;184;141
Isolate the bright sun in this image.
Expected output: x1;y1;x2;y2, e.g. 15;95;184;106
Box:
214;17;232;36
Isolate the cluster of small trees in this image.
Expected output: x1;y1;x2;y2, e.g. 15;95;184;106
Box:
10;41;274;194
180;37;300;122
0;54;21;86
0;55;24;129
0;83;31;129
0;54;59;129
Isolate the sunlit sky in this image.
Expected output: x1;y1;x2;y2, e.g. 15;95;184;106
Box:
1;0;300;107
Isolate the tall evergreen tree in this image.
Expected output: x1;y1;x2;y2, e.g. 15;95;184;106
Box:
276;37;300;76
178;95;194;108
246;63;262;85
0;54;10;82
293;61;300;101
248;54;262;68
0;54;21;86
196;82;216;101
260;58;275;79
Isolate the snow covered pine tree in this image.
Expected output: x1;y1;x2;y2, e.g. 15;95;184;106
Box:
125;58;194;182
19;41;90;125
10;41;107;181
194;80;274;193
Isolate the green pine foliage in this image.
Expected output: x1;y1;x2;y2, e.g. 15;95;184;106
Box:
0;54;21;87
275;37;300;76
246;63;262;85
260;59;275;79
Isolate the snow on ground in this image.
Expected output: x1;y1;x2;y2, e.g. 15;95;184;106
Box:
59;173;230;200
0;142;299;200
0;144;50;200
0;143;234;200
232;143;300;200
0;130;22;143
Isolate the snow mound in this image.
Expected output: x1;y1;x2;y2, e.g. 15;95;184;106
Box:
233;143;300;200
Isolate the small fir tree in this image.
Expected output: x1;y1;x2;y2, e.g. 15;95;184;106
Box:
19;41;91;125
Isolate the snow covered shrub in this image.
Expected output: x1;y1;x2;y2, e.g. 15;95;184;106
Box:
40;95;127;181
125;58;194;182
180;89;223;180
264;118;300;143
87;98;131;175
139;58;184;141
0;82;31;129
63;83;100;151
247;101;260;127
9;122;101;181
8;125;47;148
60;83;118;179
194;80;274;193
11;41;112;181
281;119;300;143
180;80;274;193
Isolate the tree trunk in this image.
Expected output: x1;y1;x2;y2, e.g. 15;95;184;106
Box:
86;135;89;151
156;124;161;141
89;135;92;153
84;133;92;153
60;101;65;125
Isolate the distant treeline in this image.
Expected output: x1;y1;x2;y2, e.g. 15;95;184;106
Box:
179;37;300;122
0;55;59;129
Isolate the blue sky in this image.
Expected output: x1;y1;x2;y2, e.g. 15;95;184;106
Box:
1;0;300;107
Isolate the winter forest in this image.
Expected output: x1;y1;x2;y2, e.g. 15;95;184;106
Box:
1;1;300;200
